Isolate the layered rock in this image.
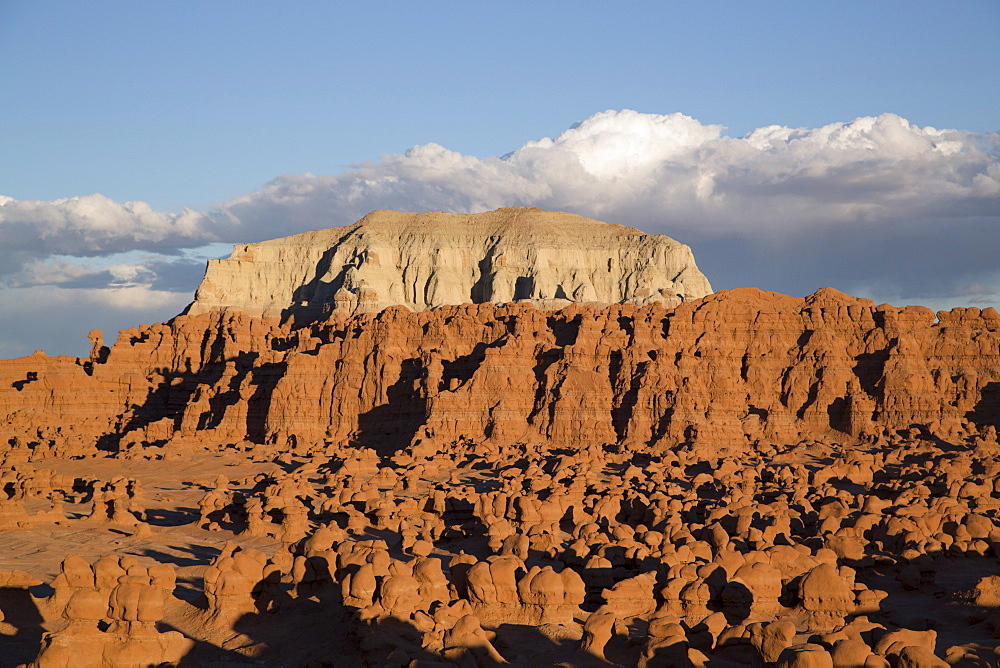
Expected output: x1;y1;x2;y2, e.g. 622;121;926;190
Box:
1;288;998;458
185;207;713;318
3;294;1000;665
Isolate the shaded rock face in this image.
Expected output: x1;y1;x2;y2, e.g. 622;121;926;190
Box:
1;287;998;457
185;207;713;319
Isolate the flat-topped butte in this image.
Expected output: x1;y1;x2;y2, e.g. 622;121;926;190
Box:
186;207;713;319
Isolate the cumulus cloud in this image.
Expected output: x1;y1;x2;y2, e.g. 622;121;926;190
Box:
217;111;998;238
2;109;998;357
0;193;217;254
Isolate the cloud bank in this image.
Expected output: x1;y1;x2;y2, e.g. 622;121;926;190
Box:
2;110;998;357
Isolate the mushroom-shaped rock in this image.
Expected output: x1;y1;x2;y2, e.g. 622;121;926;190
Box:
798;563;854;630
831;638;877;667
108;573;165;623
750;620;797;663
443;614;507;665
581;611;616;662
776;643;835;668
896;645;949;668
412;557;451;604
64;589;107;622
602;571;658;618
343;563;379;609
874;629;938;658
378;574;422;617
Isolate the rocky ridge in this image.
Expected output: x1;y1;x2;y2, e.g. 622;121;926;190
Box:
185;207;713;319
2;287;997;459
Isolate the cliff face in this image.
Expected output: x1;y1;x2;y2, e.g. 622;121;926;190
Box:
185;208;713;319
3;288;998;456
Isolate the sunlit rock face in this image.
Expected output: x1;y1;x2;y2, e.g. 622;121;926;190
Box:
185;207;713;319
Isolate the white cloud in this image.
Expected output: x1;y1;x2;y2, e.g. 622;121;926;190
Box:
1;109;998;357
0;193;219;279
10;258;103;287
512;110;725;179
214;110;998;240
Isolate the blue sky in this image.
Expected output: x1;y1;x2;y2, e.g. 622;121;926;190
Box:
4;1;997;209
1;1;999;357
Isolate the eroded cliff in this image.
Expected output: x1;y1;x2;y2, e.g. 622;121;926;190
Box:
185;207;713;319
3;288;998;457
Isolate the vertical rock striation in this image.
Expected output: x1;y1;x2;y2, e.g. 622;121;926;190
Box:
185;207;713;319
2;287;998;456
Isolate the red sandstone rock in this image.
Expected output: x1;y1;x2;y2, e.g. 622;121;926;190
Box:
2;288;998;457
2;274;1000;665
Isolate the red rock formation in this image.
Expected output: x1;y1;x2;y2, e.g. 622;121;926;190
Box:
2;288;998;458
3;287;1000;665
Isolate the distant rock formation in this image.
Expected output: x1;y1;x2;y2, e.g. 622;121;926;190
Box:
185;207;713;319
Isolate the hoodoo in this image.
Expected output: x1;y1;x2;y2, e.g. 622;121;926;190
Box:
186;207;713;318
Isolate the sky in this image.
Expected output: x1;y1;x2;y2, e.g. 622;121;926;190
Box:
1;1;998;358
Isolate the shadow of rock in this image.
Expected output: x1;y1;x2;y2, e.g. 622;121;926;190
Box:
0;587;45;667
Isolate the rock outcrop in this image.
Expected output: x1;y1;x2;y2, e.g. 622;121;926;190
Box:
185;207;713;319
2;287;998;458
